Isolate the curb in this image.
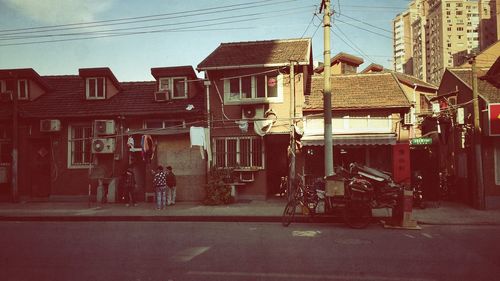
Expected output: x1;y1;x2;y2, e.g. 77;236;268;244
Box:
0;215;347;223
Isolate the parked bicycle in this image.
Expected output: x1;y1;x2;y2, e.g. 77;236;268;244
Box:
281;174;322;227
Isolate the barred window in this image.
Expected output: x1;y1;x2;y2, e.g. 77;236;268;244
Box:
214;137;264;169
68;124;92;167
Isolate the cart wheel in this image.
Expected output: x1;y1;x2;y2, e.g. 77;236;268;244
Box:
343;200;372;229
282;200;296;227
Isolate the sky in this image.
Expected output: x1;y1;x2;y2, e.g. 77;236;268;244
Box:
0;0;410;81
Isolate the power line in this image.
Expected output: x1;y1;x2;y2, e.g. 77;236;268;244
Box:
0;9;309;47
0;6;311;41
0;0;297;35
333;24;377;64
334;18;393;40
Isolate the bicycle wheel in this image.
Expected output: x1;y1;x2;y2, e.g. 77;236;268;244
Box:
343;200;372;229
282;200;297;227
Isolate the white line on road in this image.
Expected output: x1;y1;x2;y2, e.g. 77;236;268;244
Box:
187;271;437;281
404;234;416;239
171;246;210;262
292;230;321;237
421;233;433;239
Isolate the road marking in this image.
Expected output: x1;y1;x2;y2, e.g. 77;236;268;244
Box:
171;246;210;262
187;271;437;281
421;233;433;239
404;234;415;239
292;230;321;237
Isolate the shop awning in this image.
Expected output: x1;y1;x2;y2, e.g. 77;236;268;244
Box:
301;133;397;146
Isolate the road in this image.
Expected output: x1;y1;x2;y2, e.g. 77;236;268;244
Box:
1;221;499;281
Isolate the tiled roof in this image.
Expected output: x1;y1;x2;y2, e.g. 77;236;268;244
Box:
304;73;410;111
7;75;204;119
393;72;438;90
360;63;384;73
197;38;311;70
151;66;198;79
315;52;364;73
448;68;500;103
0;68;51;90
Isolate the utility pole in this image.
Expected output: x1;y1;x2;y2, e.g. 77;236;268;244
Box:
470;56;485;209
321;0;334;176
10;72;19;202
289;61;296;198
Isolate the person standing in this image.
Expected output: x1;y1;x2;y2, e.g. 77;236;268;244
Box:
153;166;167;210
123;168;137;207
166;166;177;205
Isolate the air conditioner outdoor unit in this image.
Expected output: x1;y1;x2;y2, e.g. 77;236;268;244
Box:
40;119;61;132
92;138;116;154
242;105;265;120
154;90;170;102
94;120;115;136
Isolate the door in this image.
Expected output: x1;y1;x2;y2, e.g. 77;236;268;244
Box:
29;139;51;197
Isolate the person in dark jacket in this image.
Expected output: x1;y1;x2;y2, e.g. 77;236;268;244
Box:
123;168;137;207
166;166;177;205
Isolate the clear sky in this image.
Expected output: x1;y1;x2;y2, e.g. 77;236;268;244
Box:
0;0;409;81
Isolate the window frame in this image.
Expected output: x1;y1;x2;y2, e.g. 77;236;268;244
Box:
17;79;29;100
213;137;264;169
67;124;93;169
158;77;188;99
85;77;106;100
0;80;6;93
144;119;186;129
223;74;283;104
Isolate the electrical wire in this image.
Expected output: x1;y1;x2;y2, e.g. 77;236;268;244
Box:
0;0;298;35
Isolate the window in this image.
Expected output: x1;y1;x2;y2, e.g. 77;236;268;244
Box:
86;77;105;99
158;77;187;99
68;124;92;168
224;74;281;102
17;79;28;100
214;137;264;169
144;119;185;129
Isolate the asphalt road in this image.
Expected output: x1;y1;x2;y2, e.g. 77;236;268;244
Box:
1;222;499;281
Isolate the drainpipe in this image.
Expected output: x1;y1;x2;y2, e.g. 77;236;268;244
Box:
411;84;418;139
10;72;19;202
204;73;212;179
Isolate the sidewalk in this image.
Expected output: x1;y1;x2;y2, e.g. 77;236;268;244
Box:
0;199;499;225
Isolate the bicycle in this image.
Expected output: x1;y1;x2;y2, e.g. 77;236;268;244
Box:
281;174;319;227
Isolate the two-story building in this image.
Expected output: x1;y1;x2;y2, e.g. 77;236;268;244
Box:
0;66;206;202
197;38;313;199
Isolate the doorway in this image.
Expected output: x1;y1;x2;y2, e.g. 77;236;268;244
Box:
29;139;51;197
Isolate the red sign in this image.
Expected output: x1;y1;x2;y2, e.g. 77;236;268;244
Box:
267;77;277;87
489;103;500;136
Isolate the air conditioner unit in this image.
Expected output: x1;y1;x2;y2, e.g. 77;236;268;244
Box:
94;120;115;136
154;90;170;102
92;138;116;154
242;105;265;120
40;119;61;132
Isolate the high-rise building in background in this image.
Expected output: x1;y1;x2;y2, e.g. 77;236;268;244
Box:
479;0;500;50
393;0;486;85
